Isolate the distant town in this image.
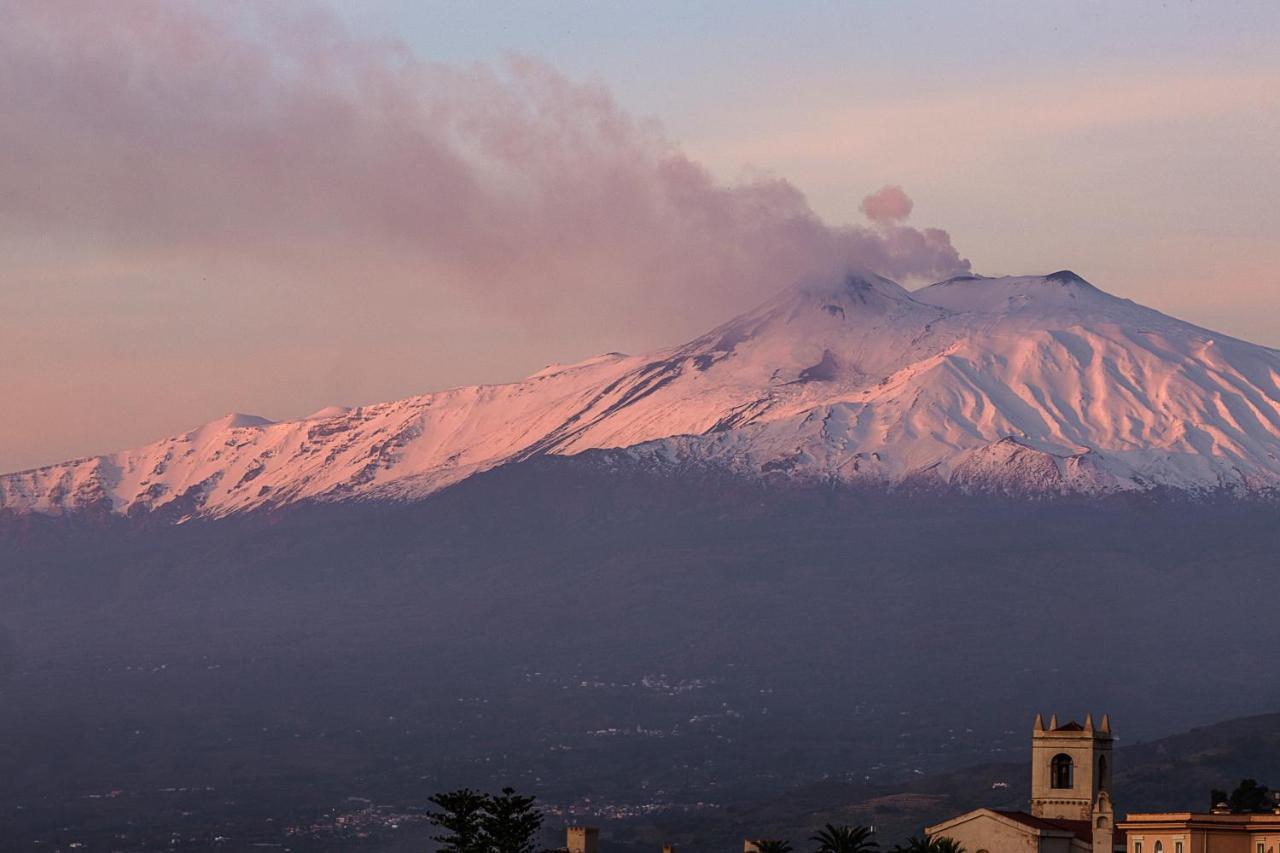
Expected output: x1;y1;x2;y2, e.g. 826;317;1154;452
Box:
415;714;1280;853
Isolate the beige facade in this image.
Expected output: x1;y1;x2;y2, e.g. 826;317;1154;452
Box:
1118;812;1280;853
928;808;1094;853
1031;713;1114;821
927;713;1123;853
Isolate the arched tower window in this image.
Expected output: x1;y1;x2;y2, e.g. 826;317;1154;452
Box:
1154;842;1163;853
1051;753;1074;789
1098;755;1109;790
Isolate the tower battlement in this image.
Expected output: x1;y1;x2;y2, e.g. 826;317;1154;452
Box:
1031;712;1114;821
567;827;600;853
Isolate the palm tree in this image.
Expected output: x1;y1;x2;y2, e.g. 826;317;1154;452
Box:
811;823;879;853
891;837;930;853
929;839;964;853
754;840;795;853
890;836;964;853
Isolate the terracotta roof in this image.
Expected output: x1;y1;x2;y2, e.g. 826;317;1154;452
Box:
995;811;1127;844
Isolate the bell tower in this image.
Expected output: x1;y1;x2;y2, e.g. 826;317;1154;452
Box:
1030;712;1114;821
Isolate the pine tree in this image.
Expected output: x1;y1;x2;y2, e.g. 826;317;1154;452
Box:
429;788;490;853
485;787;544;853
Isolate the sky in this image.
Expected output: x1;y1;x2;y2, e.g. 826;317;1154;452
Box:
1;0;1278;473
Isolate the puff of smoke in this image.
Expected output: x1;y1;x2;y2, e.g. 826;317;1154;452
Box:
0;2;969;337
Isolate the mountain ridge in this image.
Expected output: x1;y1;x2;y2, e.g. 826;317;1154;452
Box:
7;270;1280;518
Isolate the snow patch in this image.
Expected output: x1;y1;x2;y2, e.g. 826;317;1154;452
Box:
303;405;353;421
8;271;1280;518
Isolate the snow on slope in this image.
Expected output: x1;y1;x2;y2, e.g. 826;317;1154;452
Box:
6;270;1280;519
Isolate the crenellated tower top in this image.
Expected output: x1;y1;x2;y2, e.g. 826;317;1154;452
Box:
1030;712;1115;821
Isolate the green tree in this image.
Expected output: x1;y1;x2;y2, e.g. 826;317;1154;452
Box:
484;787;544;853
891;839;930;853
1212;779;1274;813
930;839;965;853
754;840;795;853
429;788;490;853
811;823;879;853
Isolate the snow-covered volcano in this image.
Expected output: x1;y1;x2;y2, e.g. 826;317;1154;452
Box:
6;270;1280;518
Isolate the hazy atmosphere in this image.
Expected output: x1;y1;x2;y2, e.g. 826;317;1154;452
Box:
2;0;1277;472
5;5;1280;853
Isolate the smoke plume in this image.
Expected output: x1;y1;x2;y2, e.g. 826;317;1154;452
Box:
860;185;915;224
0;2;969;339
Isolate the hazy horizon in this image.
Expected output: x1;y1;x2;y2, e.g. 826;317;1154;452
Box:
5;9;1280;850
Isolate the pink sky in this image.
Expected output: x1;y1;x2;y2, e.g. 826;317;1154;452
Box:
1;1;1277;472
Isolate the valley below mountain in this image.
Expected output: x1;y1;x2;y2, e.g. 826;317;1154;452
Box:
4;271;1280;851
3;459;1280;850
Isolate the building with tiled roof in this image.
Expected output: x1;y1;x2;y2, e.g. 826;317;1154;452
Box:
1118;810;1280;853
926;712;1122;853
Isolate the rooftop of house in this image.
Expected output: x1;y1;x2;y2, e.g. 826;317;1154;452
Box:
1119;812;1280;828
997;811;1127;844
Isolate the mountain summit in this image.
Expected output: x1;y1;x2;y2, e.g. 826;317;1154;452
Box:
6;272;1280;518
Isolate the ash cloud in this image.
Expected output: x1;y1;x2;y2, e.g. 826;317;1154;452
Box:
0;2;969;342
860;185;915;224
